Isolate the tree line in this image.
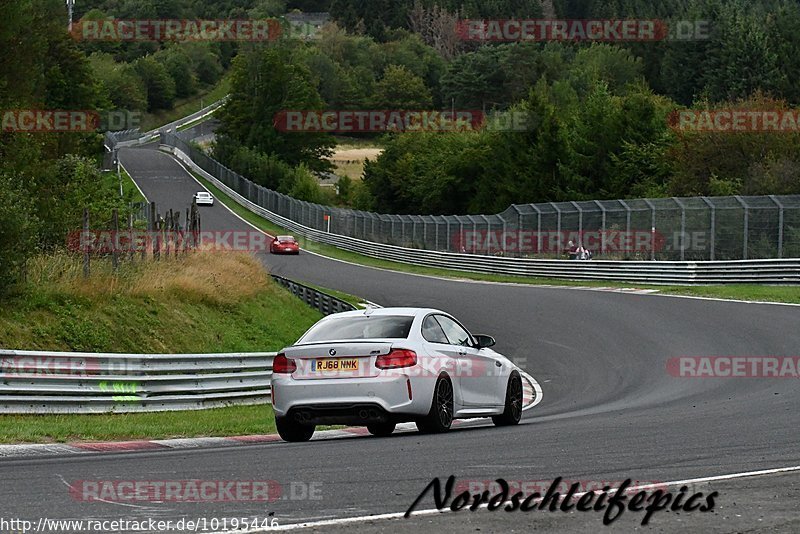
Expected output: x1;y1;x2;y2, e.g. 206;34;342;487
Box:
213;0;800;215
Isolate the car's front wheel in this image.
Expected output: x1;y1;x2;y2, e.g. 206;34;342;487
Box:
367;422;396;437
416;375;454;434
492;372;523;427
276;417;315;442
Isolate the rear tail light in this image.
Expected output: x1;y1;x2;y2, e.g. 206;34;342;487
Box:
273;353;296;374
376;349;417;369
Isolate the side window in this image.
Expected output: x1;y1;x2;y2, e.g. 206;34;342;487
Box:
435;315;473;347
422;315;449;344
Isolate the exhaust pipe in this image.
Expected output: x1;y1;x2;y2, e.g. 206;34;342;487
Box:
358;409;369;419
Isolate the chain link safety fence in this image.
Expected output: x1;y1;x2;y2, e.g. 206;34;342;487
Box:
162;133;800;261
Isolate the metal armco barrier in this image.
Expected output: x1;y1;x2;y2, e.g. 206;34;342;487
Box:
0;350;275;413
0;350;539;415
271;275;357;315
0;278;355;414
169;145;800;285
105;98;228;151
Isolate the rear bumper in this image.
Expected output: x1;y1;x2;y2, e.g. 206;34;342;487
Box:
285;403;392;426
272;374;430;421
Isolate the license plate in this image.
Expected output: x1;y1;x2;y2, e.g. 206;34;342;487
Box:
314;358;359;372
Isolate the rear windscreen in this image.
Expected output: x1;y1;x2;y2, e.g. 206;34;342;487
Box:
300;315;414;342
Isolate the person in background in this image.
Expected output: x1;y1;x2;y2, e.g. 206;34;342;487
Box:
567;240;578;260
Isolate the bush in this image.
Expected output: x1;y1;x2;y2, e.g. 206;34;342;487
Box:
133;56;176;111
0;174;39;292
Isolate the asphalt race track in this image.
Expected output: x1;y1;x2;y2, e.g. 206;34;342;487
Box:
2;145;797;533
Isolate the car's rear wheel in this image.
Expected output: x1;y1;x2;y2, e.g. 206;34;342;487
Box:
367;422;396;437
492;372;523;426
417;375;454;434
276;417;315;442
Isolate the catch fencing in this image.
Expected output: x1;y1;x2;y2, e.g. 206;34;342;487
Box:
161;133;800;262
165;140;800;284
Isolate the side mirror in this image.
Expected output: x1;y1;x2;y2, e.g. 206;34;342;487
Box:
474;335;496;349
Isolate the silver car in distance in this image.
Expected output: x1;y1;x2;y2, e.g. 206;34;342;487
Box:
193;191;214;205
271;307;524;442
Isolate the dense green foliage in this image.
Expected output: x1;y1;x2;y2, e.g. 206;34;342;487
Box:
0;0;136;292
214;1;800;215
4;0;800;292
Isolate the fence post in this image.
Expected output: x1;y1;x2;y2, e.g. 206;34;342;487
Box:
82;208;90;278
155;211;162;261
644;199;656;261
111;209;119;271
770;195;784;259
619;200;632;258
550;203;562;255
594;200;606;255
673;197;686;261
128;212;135;263
735;196;748;260
165;209;172;258
701;197;715;261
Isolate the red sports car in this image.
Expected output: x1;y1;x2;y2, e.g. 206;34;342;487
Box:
270;235;300;255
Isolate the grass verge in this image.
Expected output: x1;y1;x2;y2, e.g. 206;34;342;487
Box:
0;251;321;353
0;405;277;444
193;172;800;305
0;251;322;443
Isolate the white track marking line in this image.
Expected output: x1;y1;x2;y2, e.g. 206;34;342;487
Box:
118;159;148;202
209;464;800;532
164;151;800;308
656;292;800;307
170;154;276;242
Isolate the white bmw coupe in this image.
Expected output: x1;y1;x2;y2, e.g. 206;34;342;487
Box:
271;307;524;442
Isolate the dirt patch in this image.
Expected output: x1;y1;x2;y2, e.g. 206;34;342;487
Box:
329;148;383;161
